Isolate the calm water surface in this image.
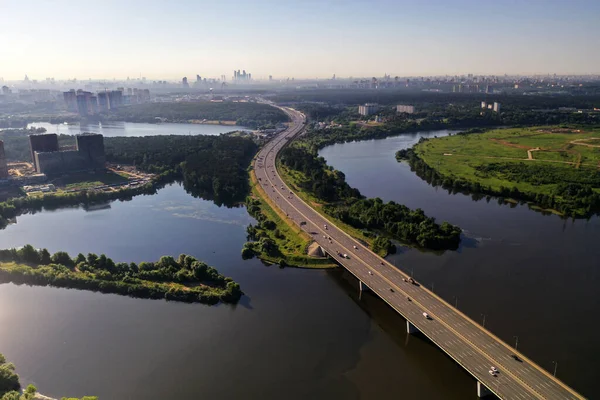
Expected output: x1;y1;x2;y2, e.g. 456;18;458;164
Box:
27;121;249;137
0;183;475;400
319;130;600;398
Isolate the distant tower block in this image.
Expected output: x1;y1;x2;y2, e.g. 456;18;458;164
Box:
0;140;9;179
29;133;59;172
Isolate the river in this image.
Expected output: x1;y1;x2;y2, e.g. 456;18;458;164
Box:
319;130;599;398
26;121;250;137
0;183;475;400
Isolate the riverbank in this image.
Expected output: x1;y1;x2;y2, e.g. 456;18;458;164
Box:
243;169;336;268
401;126;600;217
277;145;460;252
0;170;177;230
0;247;242;305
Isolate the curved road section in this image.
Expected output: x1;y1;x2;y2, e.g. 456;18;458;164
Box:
253;106;585;400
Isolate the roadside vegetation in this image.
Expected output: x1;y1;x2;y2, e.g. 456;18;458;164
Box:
103;101;289;128
0;245;242;304
0;352;97;400
399;126;600;217
278;146;461;251
242;172;336;268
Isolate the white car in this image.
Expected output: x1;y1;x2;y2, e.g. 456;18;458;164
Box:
489;370;497;377
368;271;372;275
343;254;349;259
353;245;358;249
490;366;498;373
423;312;430;319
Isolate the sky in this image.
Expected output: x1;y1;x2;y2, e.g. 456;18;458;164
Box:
1;0;599;80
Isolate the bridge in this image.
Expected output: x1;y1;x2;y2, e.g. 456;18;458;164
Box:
253;106;585;399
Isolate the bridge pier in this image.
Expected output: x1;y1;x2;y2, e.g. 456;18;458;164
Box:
359;280;370;293
406;320;419;334
477;381;492;398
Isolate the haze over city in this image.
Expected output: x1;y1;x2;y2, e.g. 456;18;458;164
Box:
2;0;600;80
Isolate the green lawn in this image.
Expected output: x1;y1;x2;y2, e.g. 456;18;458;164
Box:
414;125;600;200
51;170;129;190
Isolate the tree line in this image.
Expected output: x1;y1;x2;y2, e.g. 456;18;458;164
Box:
0;245;242;304
279;146;462;251
103;102;289;128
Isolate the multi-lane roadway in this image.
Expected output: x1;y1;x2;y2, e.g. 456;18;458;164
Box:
253;106;585;400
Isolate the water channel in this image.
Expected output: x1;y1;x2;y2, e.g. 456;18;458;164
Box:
319;130;599;398
0;127;596;399
0;183;475;400
26;121;250;137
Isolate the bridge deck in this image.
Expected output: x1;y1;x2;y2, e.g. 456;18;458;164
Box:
253;106;585;400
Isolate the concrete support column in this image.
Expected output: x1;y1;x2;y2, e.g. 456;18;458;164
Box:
477;381;492;398
406;320;419;334
359;280;369;293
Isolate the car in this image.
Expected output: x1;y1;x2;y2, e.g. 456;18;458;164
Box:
510;354;523;362
390;288;394;293
368;271;372;275
489;370;497;377
353;245;358;250
344;254;349;259
423;312;430;319
407;297;411;301
490;366;498;373
380;262;384;265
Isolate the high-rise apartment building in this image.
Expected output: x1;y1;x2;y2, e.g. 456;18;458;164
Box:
396;104;415;114
0;140;9;179
358;103;378;116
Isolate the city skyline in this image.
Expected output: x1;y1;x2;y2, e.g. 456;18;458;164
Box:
1;0;599;80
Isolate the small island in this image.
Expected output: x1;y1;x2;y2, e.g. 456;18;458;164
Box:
0;246;242;305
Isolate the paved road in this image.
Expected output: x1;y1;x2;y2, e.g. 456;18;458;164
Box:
253;106;585;400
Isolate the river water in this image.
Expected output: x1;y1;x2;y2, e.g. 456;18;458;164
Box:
0;128;596;399
26;121;250;137
319;130;599;398
0;183;475;400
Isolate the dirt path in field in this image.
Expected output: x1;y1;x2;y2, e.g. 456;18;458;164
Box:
570;138;600;148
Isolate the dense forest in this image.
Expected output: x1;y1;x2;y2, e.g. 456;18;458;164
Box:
0;245;242;304
397;146;600;217
104;102;289;128
279;146;462;250
104;135;258;205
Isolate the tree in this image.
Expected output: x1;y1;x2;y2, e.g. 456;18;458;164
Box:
51;251;74;268
17;245;39;265
38;249;52;265
0;357;20;395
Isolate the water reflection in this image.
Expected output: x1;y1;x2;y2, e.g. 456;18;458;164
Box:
320;130;599;398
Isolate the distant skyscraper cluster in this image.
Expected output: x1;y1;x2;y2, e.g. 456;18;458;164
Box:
63;88;150;116
233;70;252;82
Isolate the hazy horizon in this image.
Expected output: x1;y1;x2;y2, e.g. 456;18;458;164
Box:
1;0;599;81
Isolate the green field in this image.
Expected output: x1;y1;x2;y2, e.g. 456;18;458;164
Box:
50;170;129;190
412;126;600;216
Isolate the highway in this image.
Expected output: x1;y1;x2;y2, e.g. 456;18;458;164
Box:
252;106;585;399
